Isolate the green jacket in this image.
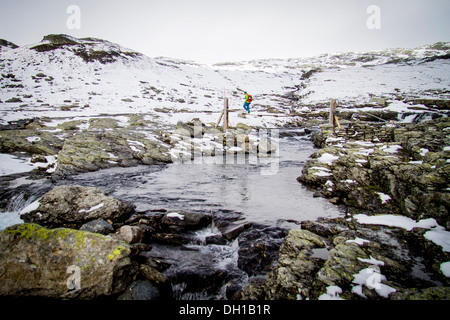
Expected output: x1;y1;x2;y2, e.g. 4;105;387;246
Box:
245;93;251;103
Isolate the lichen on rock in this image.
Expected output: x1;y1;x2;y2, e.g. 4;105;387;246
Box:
0;223;135;299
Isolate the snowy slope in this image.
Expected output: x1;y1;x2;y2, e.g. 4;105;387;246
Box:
1;35;449;129
0;34;298;128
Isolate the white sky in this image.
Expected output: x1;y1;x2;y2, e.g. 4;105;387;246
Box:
1;0;449;63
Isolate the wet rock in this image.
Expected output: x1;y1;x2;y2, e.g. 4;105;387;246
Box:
118;280;161;300
55;129;171;176
20;185;135;229
237;225;287;277
0;223;135;299
152;233;193;246
257;137;277;155
80;219;114;235
115;225;145;244
161;211;212;232
217;221;251;240
139;264;167;285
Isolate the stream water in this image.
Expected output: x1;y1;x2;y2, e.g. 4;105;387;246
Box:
0;127;344;299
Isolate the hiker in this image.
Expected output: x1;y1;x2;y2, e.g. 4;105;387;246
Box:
243;91;252;114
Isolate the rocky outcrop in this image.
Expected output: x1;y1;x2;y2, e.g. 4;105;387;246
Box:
298;118;450;230
0;39;19;49
30;34;141;63
55;129;172;176
0;129;64;155
240;117;450;300
239;216;450;300
20;185;135;229
0;223;135;299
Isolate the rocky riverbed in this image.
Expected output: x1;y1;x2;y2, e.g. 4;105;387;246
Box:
0;117;449;300
239;117;450;300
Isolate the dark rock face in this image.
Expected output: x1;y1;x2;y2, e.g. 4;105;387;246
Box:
30;34;141;64
80;219;114;235
0;39;19;49
237;225;288;277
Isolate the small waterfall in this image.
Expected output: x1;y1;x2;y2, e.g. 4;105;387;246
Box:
0;182;50;231
5;192;32;212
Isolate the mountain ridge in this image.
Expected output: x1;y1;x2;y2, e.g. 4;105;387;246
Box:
2;33;450;66
1;34;449;128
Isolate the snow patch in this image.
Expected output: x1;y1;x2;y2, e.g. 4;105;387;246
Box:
380;145;402;154
0;154;35;176
376;192;391;204
26;136;41;143
346;237;370;245
352;267;396;298
424;228;450;252
440;261;450;277
79;202;104;213
358;256;385;266
317;153;339;165
318;286;345;300
354;214;450;252
167;212;185;220
19;200;40;215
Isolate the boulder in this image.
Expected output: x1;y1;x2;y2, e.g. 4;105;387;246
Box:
0;223;136;299
161;211;212;232
20;185;135;229
80;219;114;235
55;129;171;176
115;225;145;244
218;221;251;240
0;129;64;155
118;280;161;300
236;122;251;131
239;229;326;300
257;137;277;155
237;225;287;276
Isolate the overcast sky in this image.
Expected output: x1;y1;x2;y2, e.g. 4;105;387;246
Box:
1;0;449;63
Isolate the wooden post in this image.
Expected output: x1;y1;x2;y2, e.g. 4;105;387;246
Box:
216;110;224;128
223;97;229;132
329;99;336;134
329;99;336;125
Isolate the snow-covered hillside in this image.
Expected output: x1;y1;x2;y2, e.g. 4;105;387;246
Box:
0;34;298;128
1;34;449;129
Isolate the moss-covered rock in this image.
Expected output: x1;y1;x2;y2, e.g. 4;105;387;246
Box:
0;223;135;299
55;129;172;176
0;129;64;155
298;118;450;229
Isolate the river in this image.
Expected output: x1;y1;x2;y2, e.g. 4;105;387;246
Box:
0;127;344;299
